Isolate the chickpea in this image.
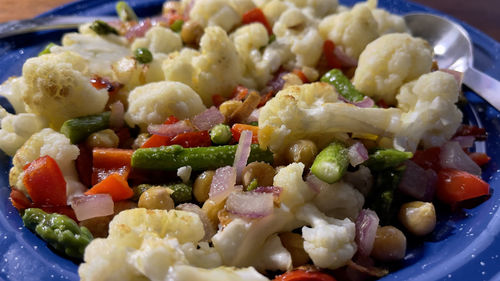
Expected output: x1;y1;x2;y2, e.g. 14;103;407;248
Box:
279;232;310;267
399;201;436;236
285;139;318;168
219;100;243;121
138;187;175;210
181;20;204;45
371;226;407;262
202;199;225;228
86;129;119;148
193;170;215;203
242;162;276;189
79;200;137;238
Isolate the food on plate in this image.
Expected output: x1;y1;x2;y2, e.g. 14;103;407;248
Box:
0;0;492;280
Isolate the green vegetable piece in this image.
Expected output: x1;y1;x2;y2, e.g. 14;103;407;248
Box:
268;34;276;44
132;144;273;171
310;141;349;184
170;19;184;33
134;47;153;64
320;69;365;102
116;1;138;22
249;121;258;126
366;166;405;225
38;42;57;56
167;183;193;204
60;111;111;144
89;20;118;35
22;208;93;259
364;149;413;171
246;178;258;191
132;184;151;201
210;124;232;145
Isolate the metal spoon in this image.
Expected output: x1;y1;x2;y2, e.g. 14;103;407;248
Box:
404;13;500;111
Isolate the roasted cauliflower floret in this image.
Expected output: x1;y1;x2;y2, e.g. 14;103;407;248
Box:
131;26;183;55
0;107;47;156
166;265;270;281
394;71;462;152
124;81;206;131
285;0;339;18
318;4;379;60
188;0;241;32
0;77;28;114
113;53;168;92
353;33;433;105
371;8;407;34
22;52;109;129
9;128;85;201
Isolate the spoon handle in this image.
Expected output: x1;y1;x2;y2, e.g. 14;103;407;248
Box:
463;67;500;112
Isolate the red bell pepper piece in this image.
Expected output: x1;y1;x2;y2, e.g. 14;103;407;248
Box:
242;8;272;35
231;124;259;143
468;152;491;166
23;155;67;206
91;148;133;185
85;173;134;202
273;270;337;281
436;168;490;204
323;40;342;70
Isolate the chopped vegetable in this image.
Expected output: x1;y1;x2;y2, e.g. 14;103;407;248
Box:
166;183;192;204
170;19;184;32
366;166;405;225
241;8;272;35
210;124;232;145
85;173;134;202
469;152;491;166
92;148;133;184
364;149;413;171
22;208;93;259
323;40;342;70
436;168;490;204
38;42;57;56
231;123;259;143
310;141;349;184
273;269;336;281
60;112;111;144
9;189;32;210
134;47;153;64
23;155;67;206
132;144;273;171
320;68;365;102
89;20;118;35
116;1;138;22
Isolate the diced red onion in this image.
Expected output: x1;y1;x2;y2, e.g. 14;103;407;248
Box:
125;19;152;40
348;142;369;166
451;135;475;148
191;106;225;131
209;166;237;203
355;209;379;257
334;46;358;68
176;203;216;241
233;130;253;183
338;95;375;108
398;160;437;201
246;108;260;123
70;194;114;221
109;101;125;129
147;120;195;137
305;173;324;193
439;69;464;86
254;186;283;199
225;191;274;218
440;141;481;175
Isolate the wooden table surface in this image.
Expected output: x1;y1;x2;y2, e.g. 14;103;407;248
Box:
0;0;499;42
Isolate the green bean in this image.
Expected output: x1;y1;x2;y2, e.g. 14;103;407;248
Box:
365;149;413;171
60;112;110;144
131;144;273;171
170;19;184;33
116;1;138;22
89;20;118;35
210;124;232;145
38;43;57;56
134;47;153;64
133;183;192;205
320;69;365;102
310;141;349;184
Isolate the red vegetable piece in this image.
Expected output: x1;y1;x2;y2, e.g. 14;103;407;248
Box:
23;155;67;206
436;168;490;204
323;40;342;70
273;270;337;281
166;130;212;148
85;173;134;202
242;8;272;35
231;124;259;143
411;147;442;171
212;94;226;107
91;148;133;185
232;85;249;101
76;144;93;187
468;152;491;166
9;189;32;210
141;115;180;148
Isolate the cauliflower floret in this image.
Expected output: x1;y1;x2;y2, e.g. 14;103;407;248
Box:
259;0;289;24
273;162;316;211
0;77;28;113
285;0;339;18
310;176;364;221
188;0;241;32
258;82;401;154
113;53;168;92
352;33;433;105
131;26;183;55
0;107;47;156
163;26;242;106
9;128;85;201
318;4;379;59
394;71;462;152
22;51;109;129
296;203;357;269
371;8;407;34
166;265;269;281
124;81;206;131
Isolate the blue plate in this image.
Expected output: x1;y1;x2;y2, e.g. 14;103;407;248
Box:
0;1;499;280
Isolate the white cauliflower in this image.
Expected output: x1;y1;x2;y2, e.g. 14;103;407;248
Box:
394;71;462;152
258;82;401;154
371;8;407;34
131;26;183;55
124;81;206;131
296;203;357;269
259;0;289;24
166;265;269;281
285;0;339;18
0;107;47;156
318;4;379;59
0;77;28;113
188;0;241;32
22;51;109;129
112;53;168;92
273;162;316;211
8;128;85;201
352;33;433;105
163;26;242;106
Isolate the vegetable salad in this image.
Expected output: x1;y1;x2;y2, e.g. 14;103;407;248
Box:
0;0;492;280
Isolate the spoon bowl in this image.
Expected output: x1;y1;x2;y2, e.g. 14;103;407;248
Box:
404;13;500;111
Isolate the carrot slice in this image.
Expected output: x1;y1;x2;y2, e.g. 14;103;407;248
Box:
85;173;133;202
468;152;491;166
231;124;259;143
23;155;67;206
92;148;133;185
